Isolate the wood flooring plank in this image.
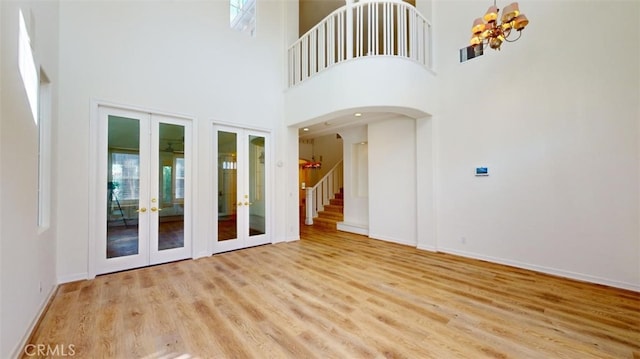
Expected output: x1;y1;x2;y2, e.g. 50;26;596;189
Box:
21;226;640;358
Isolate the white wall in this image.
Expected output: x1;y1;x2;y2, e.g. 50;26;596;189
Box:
306;133;343;186
0;0;4;354
284;126;301;241
416;0;432;23
433;0;640;290
313;133;343;177
416;116;436;251
282;0;301;242
0;1;59;358
285;56;437;126
299;140;313;161
56;1;290;281
369;117;417;245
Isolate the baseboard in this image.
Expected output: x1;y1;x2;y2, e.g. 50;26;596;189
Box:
337;222;369;236
57;272;88;284
368;232;415;247
194;251;210;259
439;247;640;292
416;243;437;252
285;235;300;242
11;284;58;359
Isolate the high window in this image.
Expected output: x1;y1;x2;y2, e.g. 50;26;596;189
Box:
230;0;256;36
20;9;53;229
18;9;38;124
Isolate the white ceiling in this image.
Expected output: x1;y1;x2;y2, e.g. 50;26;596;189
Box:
297;111;411;140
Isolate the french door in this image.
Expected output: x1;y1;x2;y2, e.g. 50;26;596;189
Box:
214;125;270;253
96;106;192;274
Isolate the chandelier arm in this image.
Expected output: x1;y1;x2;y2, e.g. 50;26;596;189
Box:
467;1;529;50
503;29;523;43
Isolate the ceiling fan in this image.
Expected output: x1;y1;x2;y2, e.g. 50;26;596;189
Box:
161;138;184;154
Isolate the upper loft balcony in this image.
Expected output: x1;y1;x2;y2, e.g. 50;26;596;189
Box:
285;0;437;127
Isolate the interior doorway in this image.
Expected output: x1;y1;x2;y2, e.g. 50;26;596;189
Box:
213;125;270;253
94;105;192;275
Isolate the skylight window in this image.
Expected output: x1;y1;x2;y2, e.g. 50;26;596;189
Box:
230;0;256;36
18;9;38;124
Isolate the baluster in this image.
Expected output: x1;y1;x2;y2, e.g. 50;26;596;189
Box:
338;12;343;61
311;30;317;76
427;22;432;68
422;20;427;66
302;37;308;80
330;176;334;204
295;44;300;84
327;16;335;66
417;18;423;64
367;3;372;55
401;4;406;57
410;9;416;61
346;2;353;60
388;3;392;55
357;5;362;57
383;3;387;55
288;48;292;86
377;3;381;55
288;1;432;87
338;12;347;61
315;188;320;217
319;24;325;71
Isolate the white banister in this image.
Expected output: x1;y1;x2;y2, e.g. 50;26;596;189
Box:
304;161;343;225
288;0;432;87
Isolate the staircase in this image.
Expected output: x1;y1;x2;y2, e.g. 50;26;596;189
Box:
304;160;343;227
313;188;343;230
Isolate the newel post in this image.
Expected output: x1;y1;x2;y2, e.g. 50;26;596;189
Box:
305;187;314;225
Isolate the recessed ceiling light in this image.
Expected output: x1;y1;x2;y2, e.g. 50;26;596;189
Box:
302;128;309;131
354;113;362;117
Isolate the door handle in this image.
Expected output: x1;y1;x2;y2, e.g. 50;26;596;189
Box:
137;207;147;213
151;207;162;212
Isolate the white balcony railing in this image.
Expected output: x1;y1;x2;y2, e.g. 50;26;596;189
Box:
288;0;432;87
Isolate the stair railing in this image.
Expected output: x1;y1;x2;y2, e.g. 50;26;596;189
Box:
305;160;343;225
288;0;433;87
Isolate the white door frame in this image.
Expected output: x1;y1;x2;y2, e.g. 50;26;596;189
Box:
212;123;271;254
88;100;195;278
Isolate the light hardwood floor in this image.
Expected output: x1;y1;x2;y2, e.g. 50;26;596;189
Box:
24;227;640;358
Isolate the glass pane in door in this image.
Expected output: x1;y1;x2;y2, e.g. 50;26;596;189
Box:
218;131;238;241
157;123;185;251
248;135;266;236
107;116;140;258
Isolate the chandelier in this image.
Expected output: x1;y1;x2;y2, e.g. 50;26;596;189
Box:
470;1;530;51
